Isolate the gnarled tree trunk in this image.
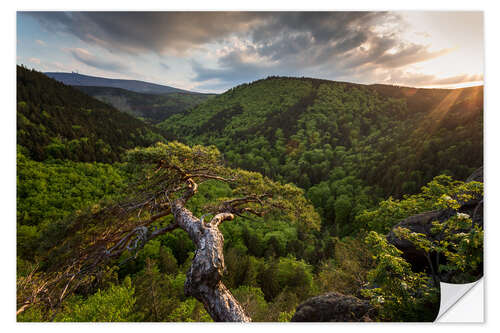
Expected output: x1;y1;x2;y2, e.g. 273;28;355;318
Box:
172;195;251;322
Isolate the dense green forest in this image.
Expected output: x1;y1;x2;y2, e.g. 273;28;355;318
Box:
160;77;483;237
76;86;215;124
17;69;483;322
17;66;165;162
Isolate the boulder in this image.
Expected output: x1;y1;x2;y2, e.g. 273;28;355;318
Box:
291;292;376;322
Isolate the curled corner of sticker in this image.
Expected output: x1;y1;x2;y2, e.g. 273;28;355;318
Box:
435;278;484;323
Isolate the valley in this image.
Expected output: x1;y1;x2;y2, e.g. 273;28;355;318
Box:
16;66;483;322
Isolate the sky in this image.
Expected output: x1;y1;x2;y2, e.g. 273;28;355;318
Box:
16;11;484;93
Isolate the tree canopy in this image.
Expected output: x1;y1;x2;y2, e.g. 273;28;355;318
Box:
17;141;319;321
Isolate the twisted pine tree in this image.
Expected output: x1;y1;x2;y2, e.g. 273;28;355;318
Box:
17;141;319;322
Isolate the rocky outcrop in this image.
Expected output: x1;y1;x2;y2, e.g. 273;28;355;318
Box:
466;166;483;183
291;292;376;322
387;210;442;271
387;167;483;275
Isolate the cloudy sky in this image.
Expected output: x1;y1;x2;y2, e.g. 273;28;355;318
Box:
17;11;484;93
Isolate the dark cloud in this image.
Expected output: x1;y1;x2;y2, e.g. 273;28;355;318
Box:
191;56;266;84
70;48;129;72
190;12;440;88
26;12;265;54
247;12;448;71
24;11;460;90
187;12;453;89
250;12;383;60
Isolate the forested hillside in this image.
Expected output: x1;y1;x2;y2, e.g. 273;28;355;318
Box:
17;70;483;322
17;66;165;162
160;77;483;236
75;86;215;124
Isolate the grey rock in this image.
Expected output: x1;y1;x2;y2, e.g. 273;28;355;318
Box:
291;292;376;322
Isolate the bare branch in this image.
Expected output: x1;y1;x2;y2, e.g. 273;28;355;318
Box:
189;173;236;183
210;213;235;227
150;222;178;237
178;178;198;205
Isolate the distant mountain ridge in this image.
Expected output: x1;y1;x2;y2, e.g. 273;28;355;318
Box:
44;72;196;95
